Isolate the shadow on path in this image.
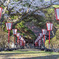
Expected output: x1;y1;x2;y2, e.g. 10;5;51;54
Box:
21;55;59;59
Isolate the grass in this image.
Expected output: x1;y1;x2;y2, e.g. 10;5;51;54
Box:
0;49;59;59
0;50;59;54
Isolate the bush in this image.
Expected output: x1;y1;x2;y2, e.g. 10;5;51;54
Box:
45;29;59;49
56;29;59;40
0;29;14;48
50;36;59;49
45;40;49;48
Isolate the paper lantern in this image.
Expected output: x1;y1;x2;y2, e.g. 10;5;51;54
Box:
0;7;2;19
16;33;20;37
13;29;17;35
42;29;47;35
46;23;53;31
55;8;59;21
6;22;12;30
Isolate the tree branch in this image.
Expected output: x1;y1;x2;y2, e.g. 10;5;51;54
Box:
13;1;57;26
2;0;10;14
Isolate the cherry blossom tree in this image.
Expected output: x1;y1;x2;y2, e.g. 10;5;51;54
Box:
0;0;59;25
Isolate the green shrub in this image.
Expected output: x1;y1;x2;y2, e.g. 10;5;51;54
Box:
0;30;14;48
45;40;49;48
50;35;59;49
56;29;59;40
